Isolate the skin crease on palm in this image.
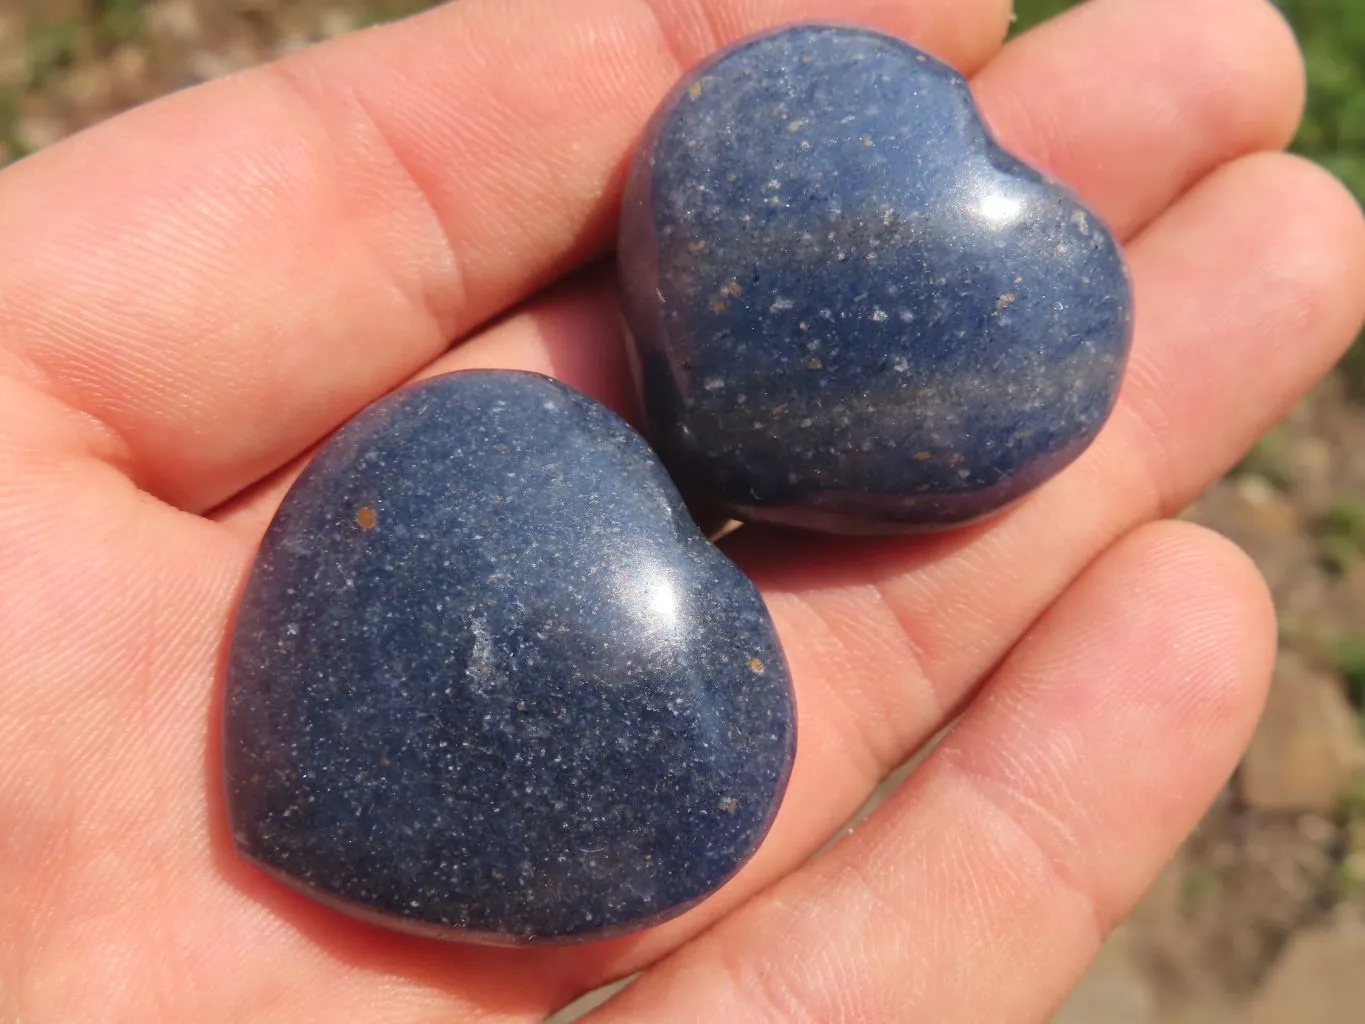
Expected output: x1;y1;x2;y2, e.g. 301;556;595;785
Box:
0;0;1363;1018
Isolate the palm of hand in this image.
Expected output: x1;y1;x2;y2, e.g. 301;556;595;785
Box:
2;1;1362;1021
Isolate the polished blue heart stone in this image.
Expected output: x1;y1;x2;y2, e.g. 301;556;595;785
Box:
619;24;1134;533
224;370;795;945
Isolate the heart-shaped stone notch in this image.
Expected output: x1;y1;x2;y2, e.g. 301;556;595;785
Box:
619;24;1134;533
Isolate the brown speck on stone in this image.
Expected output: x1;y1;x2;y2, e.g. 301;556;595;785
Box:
355;506;378;530
913;451;934;461
688;81;703;100
719;796;739;814
806;357;823;370
996;293;1017;309
747;657;764;674
946;453;965;467
688;241;707;255
710;299;728;313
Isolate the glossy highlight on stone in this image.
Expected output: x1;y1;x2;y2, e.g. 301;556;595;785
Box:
619;24;1134;533
224;370;795;945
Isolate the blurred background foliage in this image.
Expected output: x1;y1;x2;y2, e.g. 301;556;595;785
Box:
1276;0;1365;201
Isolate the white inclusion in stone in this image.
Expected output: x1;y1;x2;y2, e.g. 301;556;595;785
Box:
871;308;888;323
770;297;795;313
465;614;498;693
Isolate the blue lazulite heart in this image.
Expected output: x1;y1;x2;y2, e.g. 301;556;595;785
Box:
224;370;795;945
619;24;1134;533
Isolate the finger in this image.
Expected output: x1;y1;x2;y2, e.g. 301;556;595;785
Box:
210;265;634;539
587;521;1275;1023
0;0;1011;513
976;0;1304;241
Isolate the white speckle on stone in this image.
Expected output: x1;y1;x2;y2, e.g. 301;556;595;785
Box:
769;297;794;313
466;615;497;692
872;308;888;323
703;377;725;392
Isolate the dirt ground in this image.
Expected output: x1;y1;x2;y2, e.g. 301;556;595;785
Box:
4;3;1364;1022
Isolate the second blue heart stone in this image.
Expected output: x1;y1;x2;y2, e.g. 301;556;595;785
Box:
619;24;1134;533
224;370;795;945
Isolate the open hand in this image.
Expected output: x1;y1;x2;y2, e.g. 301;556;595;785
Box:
2;0;1363;1020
